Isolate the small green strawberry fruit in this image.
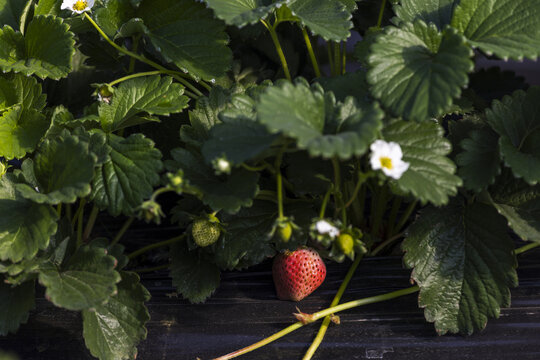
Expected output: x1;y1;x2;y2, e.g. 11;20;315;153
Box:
337;233;354;254
192;215;221;247
278;222;293;242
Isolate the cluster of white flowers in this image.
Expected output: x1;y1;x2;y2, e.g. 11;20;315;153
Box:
61;0;94;14
315;220;340;238
369;140;409;180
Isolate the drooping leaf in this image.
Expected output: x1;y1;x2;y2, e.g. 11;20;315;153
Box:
0;15;75;79
367;20;473;122
91;133;163;216
99;75;189;132
16;133;96;204
201;115;278;165
257;79;384;159
394;0;458;29
38;245;121;311
167;148;259;213
489;171;540;243
0;73;46;111
0;174;58;262
287;0;353;41
384;120;462;205
0;106;48;159
204;0;282;27
137;0;232;81
214;201;277;270
451;0;540;60
170;240;220;303
315;71;370;103
0;280;35;335
93;0;135;37
0;0;25;28
82;271;150;360
456;128;501;192
403;201;517;335
485;87;540;185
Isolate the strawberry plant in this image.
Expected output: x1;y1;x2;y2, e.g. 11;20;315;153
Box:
0;0;539;359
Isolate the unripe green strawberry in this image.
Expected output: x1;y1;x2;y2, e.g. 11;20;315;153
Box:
192;218;221;247
337;233;354;254
272;247;326;301
277;222;293;242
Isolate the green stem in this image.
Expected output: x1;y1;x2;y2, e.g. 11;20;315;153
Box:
341;42;347;75
515;242;540;255
394;200;418;234
376;0;387;29
128;35;141;73
76;199;86;248
261;19;291;81
212;286;419;360
302;254;364;360
241;163;268;172
357;185;367;228
111;217;135;246
66;204;72;223
82;204;99;243
56;203;62;217
108;70;162;87
342;171;372;210
333;42;341;76
386;197;402;238
275;144;288;220
331;158;344;221
370;231;404;256
127;235;186;260
319;186;333;219
83;13;203;98
326;43;335;76
134;263;170;274
370;186;388;237
302;27;321;77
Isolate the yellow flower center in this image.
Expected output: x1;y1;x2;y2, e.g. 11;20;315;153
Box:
73;0;88;11
380;157;393;169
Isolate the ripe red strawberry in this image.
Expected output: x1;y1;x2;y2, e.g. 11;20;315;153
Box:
272;247;326;301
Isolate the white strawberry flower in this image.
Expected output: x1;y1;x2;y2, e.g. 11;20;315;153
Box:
212;156;231;175
369;140;410;180
61;0;94;14
315;220;340;239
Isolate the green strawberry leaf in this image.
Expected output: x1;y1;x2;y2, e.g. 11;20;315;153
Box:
257;79;384;159
0;174;58;262
0;255;45;285
202;115;278;165
167;148;259;214
288;0;353;41
0;16;75;79
456;128;501;192
489;171;540;243
99;75;189;133
367;21;473;122
0;106;49;159
403;201;518;335
170;240;220;303
204;0;282;27
315;71;370;103
394;0;458;29
137;0;232;81
451;0;540;60
214;201;277;270
485;87;540;185
16;133;96;204
34;0;62;16
0;280;35;335
384;120;462;206
82;271;150;360
93;0;135;38
0;0;26;29
91;133;163;216
0;73;46;111
38;245;121;311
